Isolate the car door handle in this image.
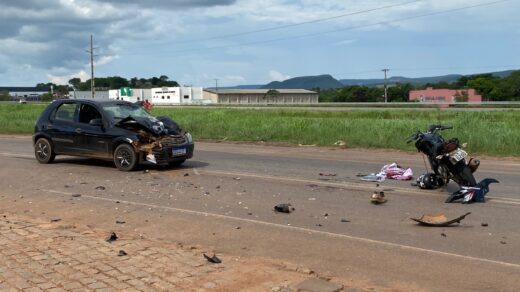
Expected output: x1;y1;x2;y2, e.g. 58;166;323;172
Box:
75;128;82;134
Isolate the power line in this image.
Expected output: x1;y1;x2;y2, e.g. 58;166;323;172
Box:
169;0;424;45
127;0;510;56
346;64;520;75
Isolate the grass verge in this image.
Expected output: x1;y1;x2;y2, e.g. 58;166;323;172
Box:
2;104;518;156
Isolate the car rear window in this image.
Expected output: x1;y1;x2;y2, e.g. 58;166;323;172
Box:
54;103;76;122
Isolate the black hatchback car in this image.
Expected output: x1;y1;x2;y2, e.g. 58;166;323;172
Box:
33;99;194;171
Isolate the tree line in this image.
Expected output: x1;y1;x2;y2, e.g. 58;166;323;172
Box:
318;70;520;102
33;75;180;96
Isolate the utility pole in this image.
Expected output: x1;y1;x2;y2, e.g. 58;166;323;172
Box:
382;69;389;103
86;34;96;99
214;78;219;93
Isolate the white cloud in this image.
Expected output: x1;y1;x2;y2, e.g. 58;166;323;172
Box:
269;70;289;82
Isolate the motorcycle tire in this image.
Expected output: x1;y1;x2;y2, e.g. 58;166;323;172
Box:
457;165;477;187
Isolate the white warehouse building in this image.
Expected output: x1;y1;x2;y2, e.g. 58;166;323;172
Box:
151;87;206;105
103;86;208;105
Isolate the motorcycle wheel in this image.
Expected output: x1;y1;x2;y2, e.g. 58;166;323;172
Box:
459;165;477;186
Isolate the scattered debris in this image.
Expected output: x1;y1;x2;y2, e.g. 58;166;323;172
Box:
50;218;62;223
216;185;221;189
298;143;316;147
319;173;337;177
233;177;241;181
323;213;329;217
361;174;385;182
333;140;346;146
143;169;150;173
411;212;471;227
340;218;350;223
235;226;241;230
481;222;489;227
95;186;106;190
441;233;447;237
274;203;295;213
71;194;81;198
118;250;127;256
370;191;387;205
106;232;118;243
115;220;126;224
184;173;189;177
203;254;222;264
500;241;507;245
316;224;323;227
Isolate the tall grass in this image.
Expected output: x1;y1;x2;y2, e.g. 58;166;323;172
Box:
0;104;47;134
1;104;518;156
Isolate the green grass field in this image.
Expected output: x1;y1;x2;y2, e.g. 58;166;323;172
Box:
1;104;518;156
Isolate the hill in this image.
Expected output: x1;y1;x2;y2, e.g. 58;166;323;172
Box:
261;74;344;90
223;69;517;90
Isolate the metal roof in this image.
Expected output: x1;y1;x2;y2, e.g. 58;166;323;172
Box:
0;86;49;92
204;89;317;94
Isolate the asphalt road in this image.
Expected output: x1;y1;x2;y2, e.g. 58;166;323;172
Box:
1;136;519;291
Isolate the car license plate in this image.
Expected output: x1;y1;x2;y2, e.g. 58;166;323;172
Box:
172;148;186;156
449;149;467;162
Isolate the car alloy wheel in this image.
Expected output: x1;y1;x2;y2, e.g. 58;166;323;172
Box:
34;138;55;164
114;144;137;171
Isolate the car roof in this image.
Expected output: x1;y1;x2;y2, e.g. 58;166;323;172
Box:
58;99;134;106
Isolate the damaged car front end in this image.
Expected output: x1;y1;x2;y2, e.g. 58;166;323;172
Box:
115;115;194;167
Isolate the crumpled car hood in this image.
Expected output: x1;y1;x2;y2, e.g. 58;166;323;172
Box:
115;115;182;136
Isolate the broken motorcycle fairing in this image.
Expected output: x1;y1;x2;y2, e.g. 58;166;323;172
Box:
115;115;190;165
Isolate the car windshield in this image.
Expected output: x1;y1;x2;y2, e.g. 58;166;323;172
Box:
101;103;152;121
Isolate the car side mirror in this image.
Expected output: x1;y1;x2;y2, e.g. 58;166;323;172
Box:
89;118;103;127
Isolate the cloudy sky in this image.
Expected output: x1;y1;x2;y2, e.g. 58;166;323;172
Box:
0;0;519;87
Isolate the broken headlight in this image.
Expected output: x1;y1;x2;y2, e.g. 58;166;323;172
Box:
185;132;193;143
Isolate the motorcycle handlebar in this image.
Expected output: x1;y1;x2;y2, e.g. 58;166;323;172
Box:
428;124;453;132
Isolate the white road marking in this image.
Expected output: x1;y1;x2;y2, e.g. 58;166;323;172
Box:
0;150;518;204
201;169;520;205
41;188;520;269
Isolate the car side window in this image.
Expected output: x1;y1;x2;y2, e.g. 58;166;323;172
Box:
54;103;76;122
78;104;102;124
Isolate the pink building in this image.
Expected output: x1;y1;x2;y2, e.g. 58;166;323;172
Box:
409;87;482;104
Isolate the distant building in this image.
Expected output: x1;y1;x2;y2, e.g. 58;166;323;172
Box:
0;86;49;101
409;87;482;104
109;88;151;102
151;87;207;104
71;91;109;100
203;89;318;104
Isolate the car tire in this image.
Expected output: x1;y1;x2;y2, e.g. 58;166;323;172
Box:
114;144;138;171
169;159;186;167
34;138;56;164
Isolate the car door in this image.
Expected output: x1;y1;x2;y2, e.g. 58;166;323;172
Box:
49;102;78;153
74;103;113;158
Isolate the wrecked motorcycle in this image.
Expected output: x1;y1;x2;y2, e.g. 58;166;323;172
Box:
406;124;478;187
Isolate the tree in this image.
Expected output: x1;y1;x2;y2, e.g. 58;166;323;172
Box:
467;77;499;101
68;78;81;89
0;90;10;101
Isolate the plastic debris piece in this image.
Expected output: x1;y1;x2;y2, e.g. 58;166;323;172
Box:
411;212;471;227
106;232;118;242
204;254;222;264
274;203;294;213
